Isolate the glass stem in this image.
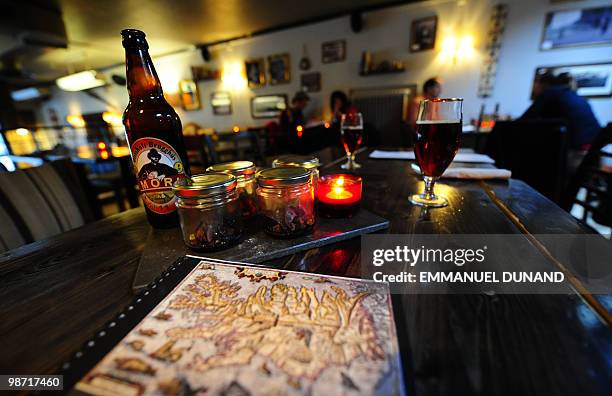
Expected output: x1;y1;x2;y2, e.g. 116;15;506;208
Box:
423;176;436;200
347;154;353;167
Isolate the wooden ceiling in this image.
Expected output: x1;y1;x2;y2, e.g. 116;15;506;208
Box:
1;0;417;85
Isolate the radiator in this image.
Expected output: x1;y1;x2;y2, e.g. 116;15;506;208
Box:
350;85;416;147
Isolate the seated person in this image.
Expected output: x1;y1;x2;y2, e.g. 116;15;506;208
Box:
330;90;350;126
520;72;601;173
279;91;310;135
408;77;442;129
520;72;600;149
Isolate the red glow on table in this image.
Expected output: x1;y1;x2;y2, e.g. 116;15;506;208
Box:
318;174;362;205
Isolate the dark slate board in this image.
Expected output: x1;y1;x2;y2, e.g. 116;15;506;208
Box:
132;210;389;290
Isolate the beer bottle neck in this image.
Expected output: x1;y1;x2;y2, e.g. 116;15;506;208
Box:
125;48;164;99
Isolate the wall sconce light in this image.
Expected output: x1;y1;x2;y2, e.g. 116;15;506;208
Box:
221;63;247;91
102;111;123;127
66;115;86;128
57;70;106;92
440;34;475;64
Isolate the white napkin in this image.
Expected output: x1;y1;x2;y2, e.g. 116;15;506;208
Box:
442;167;511;179
369;150;495;164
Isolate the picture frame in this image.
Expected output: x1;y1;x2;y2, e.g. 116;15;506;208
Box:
300;72;321;92
210;91;232;115
191;65;219;81
410;16;438;52
532;63;612;98
245;58;265;88
540;6;612;50
250;94;288;119
321;40;346;63
178;80;201;111
267;54;291;85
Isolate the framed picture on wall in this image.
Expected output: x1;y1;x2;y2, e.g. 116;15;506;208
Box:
300;72;321;92
191;65;219;81
178;80;201;111
410;16;438;52
251;94;288;118
540;6;612;50
245;58;265;88
267;54;291;85
211;91;232;115
532;63;612;98
321;40;346;63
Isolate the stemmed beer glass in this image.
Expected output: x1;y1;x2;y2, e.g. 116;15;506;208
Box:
340;112;364;170
409;98;463;207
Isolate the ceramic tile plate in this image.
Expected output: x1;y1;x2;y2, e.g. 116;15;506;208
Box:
72;257;405;396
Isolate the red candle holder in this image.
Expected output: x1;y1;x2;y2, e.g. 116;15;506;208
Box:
317;174;362;217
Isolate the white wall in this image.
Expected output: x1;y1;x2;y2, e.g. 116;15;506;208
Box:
38;0;612;131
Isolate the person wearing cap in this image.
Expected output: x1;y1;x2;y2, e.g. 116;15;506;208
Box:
279;91;310;139
137;148;179;181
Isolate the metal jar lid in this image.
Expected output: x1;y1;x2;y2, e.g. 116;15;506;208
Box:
206;161;256;176
257;167;312;187
272;154;320;169
173;173;236;198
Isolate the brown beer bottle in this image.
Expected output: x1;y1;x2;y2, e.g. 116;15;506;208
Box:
121;29;190;228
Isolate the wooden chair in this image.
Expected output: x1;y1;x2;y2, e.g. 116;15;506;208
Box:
0;159;98;253
183;135;211;174
562;123;612;228
485;120;568;204
204;130;265;166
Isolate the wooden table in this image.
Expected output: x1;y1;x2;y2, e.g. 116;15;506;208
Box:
0;149;609;395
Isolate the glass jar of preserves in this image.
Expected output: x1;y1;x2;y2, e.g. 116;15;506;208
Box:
272;154;320;191
206;161;258;219
173;173;242;250
256;167;315;237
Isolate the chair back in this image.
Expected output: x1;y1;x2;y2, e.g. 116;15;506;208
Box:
562;123;612;227
0;159;96;252
204;130;265;166
183;135;211;173
485;120;568;203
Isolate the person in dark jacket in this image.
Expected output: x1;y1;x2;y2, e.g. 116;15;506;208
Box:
521;72;600;149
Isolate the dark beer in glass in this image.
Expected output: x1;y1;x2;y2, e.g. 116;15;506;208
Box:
413;121;462;177
410;98;463;208
121;29;190;228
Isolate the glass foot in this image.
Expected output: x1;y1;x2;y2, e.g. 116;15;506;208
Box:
409;193;448;208
341;161;361;170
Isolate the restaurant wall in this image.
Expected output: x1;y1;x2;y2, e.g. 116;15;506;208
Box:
37;0;612;132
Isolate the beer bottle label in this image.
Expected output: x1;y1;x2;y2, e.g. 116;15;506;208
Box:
131;137;186;214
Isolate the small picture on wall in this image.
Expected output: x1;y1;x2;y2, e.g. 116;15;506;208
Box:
268;54;291;85
410;16;437;52
321;40;346;63
533;63;612;98
540;6;612;50
251;94;288;118
245;58;265;88
178;80;201;111
191;65;219;81
211;91;232;115
300;72;321;92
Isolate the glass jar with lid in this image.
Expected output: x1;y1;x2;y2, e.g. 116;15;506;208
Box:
272;154;320;191
206;161;258;219
256;167;315;237
173;173;242;251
